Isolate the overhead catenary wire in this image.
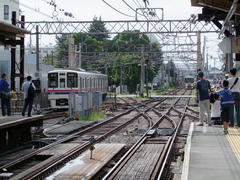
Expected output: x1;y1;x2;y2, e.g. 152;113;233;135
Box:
122;0;145;18
102;0;135;18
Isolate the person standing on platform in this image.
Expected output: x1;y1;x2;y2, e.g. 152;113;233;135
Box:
0;73;11;116
218;80;235;135
210;93;221;125
22;76;36;117
196;71;211;126
228;68;240;127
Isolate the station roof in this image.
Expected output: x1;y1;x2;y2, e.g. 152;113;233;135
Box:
0;21;30;46
191;0;240;15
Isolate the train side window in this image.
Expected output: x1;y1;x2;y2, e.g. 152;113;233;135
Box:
60;79;65;88
89;78;92;89
67;73;78;88
97;78;99;90
83;78;86;89
92;78;94;89
87;78;89;89
79;77;82;89
95;78;97;90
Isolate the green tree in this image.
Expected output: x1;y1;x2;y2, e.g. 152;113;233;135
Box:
107;54;157;93
111;30;150;52
55;34;69;67
88;17;109;41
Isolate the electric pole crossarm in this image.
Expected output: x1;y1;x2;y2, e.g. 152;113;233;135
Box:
23;20;219;35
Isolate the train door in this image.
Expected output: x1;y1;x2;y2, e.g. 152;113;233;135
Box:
59;72;66;89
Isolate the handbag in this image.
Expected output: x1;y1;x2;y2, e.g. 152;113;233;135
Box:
230;77;239;106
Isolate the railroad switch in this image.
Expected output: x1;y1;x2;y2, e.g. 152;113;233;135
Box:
147;129;157;137
89;136;96;159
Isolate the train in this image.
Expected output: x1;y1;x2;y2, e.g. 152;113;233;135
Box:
184;76;195;89
48;68;108;109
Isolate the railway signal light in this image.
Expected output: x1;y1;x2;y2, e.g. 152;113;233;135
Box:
89;136;96;159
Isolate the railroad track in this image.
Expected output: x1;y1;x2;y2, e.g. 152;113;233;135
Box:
1;89;192;180
101;90;198;180
1;96;170;180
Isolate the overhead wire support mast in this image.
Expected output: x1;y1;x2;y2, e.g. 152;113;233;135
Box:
219;0;239;38
23;20;219;34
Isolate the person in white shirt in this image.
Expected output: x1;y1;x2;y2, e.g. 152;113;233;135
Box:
210;93;221;125
228;68;240;127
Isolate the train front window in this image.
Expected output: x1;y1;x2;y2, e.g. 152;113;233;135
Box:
60;79;65;88
48;73;58;88
67;73;78;88
185;78;194;83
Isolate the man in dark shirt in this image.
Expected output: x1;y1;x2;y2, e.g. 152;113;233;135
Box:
0;73;11;116
196;72;211;126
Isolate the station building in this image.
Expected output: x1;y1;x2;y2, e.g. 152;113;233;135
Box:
0;0;19;23
0;0;54;92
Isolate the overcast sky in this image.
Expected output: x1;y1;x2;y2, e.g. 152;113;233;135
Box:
19;0;222;68
20;0;202;21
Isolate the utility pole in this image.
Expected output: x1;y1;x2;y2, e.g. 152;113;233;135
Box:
202;36;206;71
120;63;123;94
36;25;40;78
51;50;54;66
105;52;108;75
68;36;75;67
79;43;82;68
214;57;216;79
206;51;209;72
140;45;145;97
146;59;149;97
227;21;233;72
196;32;201;71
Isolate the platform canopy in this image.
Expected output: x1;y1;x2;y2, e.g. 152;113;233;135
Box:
191;0;240;15
0;21;30;46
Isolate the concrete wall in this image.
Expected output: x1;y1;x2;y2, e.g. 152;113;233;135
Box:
0;50;54;91
0;0;19;23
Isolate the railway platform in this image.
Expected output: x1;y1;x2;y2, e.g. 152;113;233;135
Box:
182;123;240;180
0;115;43;153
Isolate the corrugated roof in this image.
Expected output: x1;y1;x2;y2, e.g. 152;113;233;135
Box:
0;21;30;38
191;0;240;15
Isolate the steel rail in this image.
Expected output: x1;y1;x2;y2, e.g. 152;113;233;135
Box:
4;96;169;179
20;113;144;180
156;97;191;180
102;95;186;180
0;106;137;170
17;97;170;180
1;98;165;170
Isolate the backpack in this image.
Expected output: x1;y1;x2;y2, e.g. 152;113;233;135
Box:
220;90;234;107
27;83;35;100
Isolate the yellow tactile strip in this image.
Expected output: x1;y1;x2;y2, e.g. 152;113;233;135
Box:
0;116;8;119
226;128;240;164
